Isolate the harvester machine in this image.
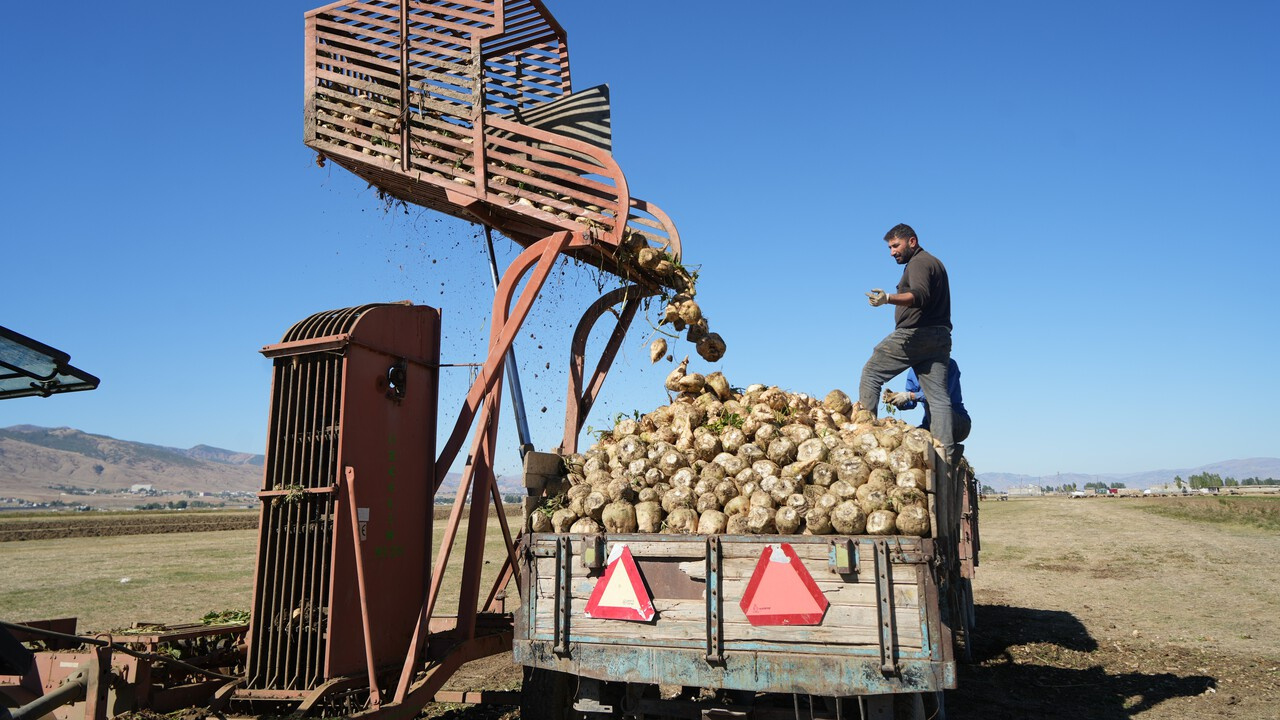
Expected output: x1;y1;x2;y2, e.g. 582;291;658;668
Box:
2;1;688;718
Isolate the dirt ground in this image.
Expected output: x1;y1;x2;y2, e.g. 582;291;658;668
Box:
4;498;1277;719
422;497;1280;720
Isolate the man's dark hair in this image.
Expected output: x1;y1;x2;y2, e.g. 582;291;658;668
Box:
884;223;917;242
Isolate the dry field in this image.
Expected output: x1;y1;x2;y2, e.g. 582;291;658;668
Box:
1;497;1277;719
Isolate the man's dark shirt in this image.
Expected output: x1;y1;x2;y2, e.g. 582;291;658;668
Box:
895;249;951;329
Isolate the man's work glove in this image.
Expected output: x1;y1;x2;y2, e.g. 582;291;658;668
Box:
866;288;888;307
882;390;913;409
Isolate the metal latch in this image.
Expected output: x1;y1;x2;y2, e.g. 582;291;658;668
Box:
829;538;859;576
580;535;606;571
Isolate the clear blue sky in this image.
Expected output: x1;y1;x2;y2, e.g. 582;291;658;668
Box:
2;1;1276;478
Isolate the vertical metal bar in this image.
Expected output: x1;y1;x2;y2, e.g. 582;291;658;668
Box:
704;536;723;665
484;472;521;599
316;354;341;685
304;11;318;146
296;359;315;688
311;354;332;686
284;357;313;688
344;467;383;706
314;354;339;685
399;0;410;173
554;535;571;656
268;360;298;688
457;388;501;637
83;646;111;720
268;360;293;687
426;449;477;619
484;226;532;457
874;540;898;676
471;55;488;191
298;356;320;688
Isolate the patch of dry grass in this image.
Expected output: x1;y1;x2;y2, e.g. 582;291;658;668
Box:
1130;496;1280;531
0;515;521;633
0;530;258;631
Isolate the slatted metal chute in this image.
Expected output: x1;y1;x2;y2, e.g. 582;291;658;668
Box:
304;0;681;274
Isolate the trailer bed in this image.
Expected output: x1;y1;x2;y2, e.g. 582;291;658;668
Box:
514;532;956;697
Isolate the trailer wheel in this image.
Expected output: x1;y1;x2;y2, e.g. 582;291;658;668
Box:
522;666;575;720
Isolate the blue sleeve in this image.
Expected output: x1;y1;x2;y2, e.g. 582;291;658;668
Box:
902;370;921;410
948;362;964;407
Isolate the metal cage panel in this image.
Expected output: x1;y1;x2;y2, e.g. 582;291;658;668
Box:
245;302;441;692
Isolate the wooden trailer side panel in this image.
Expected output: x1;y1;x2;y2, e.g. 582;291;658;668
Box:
513;534;955;696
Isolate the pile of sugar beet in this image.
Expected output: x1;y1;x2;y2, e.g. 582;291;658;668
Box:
531;359;945;538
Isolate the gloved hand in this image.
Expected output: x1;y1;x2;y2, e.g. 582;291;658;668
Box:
866;288;888;307
882;390;913;409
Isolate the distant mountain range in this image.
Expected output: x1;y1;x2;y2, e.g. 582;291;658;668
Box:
978;457;1280;491
5;425;1274;503
0;425;520;508
0;425;265;504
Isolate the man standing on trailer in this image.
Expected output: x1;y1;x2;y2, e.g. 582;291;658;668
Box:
858;223;959;469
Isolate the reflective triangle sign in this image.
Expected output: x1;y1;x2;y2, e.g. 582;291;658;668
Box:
740;543;829;626
584;544;655;621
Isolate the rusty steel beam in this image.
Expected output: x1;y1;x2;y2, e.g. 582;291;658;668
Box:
561;284;652;454
434;231;577;482
343;467;382;707
400;232;572;702
356;632;511;720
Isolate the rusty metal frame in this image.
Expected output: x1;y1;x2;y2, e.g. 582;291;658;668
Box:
291;3;694;718
560;284;652;454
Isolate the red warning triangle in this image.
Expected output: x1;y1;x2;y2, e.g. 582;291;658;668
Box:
584;544;655;621
740;543;829;626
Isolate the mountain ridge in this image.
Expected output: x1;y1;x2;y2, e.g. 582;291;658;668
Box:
5;425;1275;500
978;457;1280;491
0;426;521;508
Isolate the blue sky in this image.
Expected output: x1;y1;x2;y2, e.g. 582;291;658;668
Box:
2;1;1276;478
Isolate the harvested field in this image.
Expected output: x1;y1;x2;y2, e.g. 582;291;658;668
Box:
0;511;258;542
0;506;519;542
1;497;1277;719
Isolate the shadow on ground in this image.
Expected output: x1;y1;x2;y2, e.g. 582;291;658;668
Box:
947;604;1215;719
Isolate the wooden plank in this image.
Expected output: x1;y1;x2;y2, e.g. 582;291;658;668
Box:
527;537;931;655
530;600;925;649
530;564;918;608
531;557;921;606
